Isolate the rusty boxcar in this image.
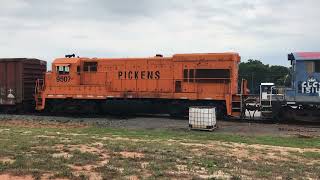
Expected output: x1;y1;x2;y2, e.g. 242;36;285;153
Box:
0;58;46;112
35;53;245;117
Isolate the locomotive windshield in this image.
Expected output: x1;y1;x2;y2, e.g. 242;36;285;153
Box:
56;65;70;75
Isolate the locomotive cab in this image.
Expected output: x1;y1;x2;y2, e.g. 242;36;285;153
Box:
51;58;81;86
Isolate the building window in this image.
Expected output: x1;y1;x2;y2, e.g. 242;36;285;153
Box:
84;62;98;72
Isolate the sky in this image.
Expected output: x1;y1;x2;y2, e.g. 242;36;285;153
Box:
0;0;319;67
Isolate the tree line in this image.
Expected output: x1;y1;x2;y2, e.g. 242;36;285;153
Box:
239;59;291;94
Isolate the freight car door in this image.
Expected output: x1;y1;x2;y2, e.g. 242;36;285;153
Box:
0;61;5;104
0;61;18;105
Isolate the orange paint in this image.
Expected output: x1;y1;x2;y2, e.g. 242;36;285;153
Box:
36;53;243;116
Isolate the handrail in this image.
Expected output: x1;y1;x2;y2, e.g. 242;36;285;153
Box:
35;79;45;95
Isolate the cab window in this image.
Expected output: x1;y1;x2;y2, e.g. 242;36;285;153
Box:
56;66;70;75
315;61;320;73
304;61;320;73
304;61;314;73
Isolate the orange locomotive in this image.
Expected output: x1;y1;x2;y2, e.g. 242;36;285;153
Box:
35;53;245;117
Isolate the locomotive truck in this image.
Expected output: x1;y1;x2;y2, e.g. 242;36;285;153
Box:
35;53;247;117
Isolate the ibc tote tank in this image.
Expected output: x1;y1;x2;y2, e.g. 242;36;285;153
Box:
189;106;217;131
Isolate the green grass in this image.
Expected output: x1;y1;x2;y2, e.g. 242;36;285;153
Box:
0;124;319;179
289;151;320;160
96;164;121;179
68;150;100;166
301;151;320;159
80;127;320;149
2;125;320;149
52;169;77;179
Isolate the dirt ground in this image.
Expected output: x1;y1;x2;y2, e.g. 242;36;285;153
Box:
0;114;319;137
0;114;319;179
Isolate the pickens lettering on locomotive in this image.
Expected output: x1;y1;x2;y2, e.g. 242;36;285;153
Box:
118;71;160;80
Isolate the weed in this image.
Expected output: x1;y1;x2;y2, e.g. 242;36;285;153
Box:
231;175;242;180
31;170;42;180
301;151;320;159
53;169;74;179
68;150;100;166
96;164;121;179
148;161;165;177
77;173;89;180
199;159;217;173
0;162;8;172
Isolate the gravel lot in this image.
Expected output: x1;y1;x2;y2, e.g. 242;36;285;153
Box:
0;114;319;137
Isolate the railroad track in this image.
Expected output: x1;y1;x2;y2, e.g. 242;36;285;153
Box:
1;112;320;128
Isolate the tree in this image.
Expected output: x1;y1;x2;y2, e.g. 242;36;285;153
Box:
239;60;290;94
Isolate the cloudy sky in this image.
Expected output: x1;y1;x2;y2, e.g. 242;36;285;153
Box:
1;0;319;66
